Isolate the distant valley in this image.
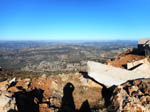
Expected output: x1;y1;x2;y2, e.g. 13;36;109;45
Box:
0;40;137;73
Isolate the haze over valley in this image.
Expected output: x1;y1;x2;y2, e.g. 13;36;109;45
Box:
0;40;136;73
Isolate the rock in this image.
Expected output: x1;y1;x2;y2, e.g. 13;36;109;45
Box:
108;79;150;112
9;77;16;85
0;80;17;112
31;77;53;97
0;72;105;112
80;75;102;88
8;79;31;93
41;74;47;78
0;90;17;112
0;81;8;91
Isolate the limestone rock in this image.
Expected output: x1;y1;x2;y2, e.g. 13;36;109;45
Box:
0;90;17;112
108;79;150;112
0;73;104;112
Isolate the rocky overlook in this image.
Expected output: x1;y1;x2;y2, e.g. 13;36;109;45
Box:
1;72;150;112
0;41;150;112
0;73;105;112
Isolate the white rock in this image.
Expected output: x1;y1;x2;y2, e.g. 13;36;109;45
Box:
9;77;16;85
0;85;8;91
0;93;17;112
41;74;47;78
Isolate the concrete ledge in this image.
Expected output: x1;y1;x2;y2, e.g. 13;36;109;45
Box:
127;58;148;69
88;61;150;87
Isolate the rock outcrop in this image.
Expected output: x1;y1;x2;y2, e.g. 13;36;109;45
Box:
0;73;105;112
106;49;145;69
0;79;17;112
1;72;150;112
108;79;150;112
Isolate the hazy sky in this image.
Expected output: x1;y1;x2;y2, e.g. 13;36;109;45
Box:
0;0;150;40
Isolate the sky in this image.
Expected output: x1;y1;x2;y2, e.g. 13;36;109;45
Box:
0;0;150;41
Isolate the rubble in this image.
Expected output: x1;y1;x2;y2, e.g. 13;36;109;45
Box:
106;49;145;68
0;73;104;112
0;80;17;112
87;57;150;112
0;92;17;112
1;47;150;111
108;79;150;112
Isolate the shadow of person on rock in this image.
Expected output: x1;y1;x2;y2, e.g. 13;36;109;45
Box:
59;82;76;112
7;109;17;112
80;71;115;107
59;82;92;112
79;100;91;112
14;86;44;112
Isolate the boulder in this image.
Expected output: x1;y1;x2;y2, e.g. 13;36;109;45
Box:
0;81;17;112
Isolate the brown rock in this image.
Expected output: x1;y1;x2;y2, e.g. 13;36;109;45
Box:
31;77;53;98
0;73;105;112
108;79;150;112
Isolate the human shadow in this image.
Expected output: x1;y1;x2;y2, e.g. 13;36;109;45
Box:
59;82;92;112
7;109;17;112
59;82;76;112
79;100;91;112
80;72;115;107
13;86;44;112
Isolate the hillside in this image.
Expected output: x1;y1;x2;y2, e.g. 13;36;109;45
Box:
1;48;150;112
0;41;136;72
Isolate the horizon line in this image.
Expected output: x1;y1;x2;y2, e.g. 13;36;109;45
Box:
0;39;139;41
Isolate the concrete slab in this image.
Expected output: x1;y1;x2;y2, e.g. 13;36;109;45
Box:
87;61;150;87
133;59;150;74
127;58;148;69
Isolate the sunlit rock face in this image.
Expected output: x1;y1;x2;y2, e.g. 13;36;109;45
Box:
0;80;17;112
108;79;150;112
0;73;104;112
87;61;150;87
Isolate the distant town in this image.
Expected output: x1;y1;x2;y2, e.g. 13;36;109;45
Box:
0;40;136;73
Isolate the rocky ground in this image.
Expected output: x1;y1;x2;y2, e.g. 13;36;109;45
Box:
1;72;150;112
1;49;150;112
108;79;150;112
0;73;106;112
106;49;145;68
